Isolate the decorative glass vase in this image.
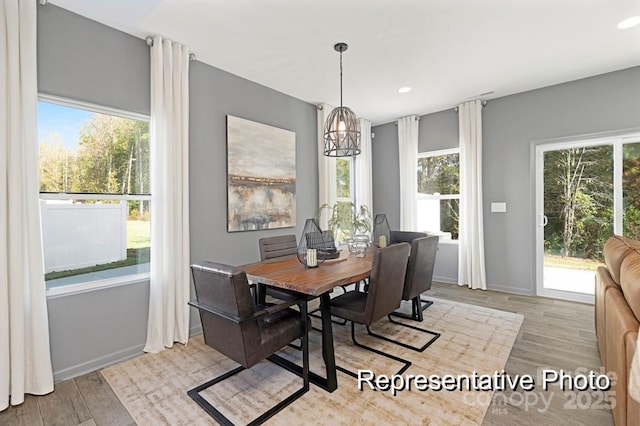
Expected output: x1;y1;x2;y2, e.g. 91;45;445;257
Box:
372;213;391;247
297;218;326;268
354;241;368;258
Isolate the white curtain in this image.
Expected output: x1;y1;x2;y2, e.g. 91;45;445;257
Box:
0;0;54;410
355;118;373;215
144;36;191;353
397;116;419;231
457;100;487;290
317;103;337;230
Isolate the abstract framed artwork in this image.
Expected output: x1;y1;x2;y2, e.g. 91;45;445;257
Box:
226;115;296;232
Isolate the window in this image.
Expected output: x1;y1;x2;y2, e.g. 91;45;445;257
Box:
38;96;150;293
623;140;640;240
334;157;355;242
417;149;459;239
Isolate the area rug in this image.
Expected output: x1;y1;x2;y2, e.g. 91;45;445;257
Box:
101;297;523;425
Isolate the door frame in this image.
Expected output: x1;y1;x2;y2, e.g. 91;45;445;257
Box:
533;129;640;303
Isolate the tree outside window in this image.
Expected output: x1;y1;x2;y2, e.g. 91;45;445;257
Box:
38;98;150;288
416;150;459;239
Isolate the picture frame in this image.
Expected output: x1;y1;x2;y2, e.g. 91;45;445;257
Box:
226;115;296;232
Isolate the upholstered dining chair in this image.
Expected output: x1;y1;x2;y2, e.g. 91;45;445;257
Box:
389;231;436;320
383;235;441;352
329;243;413;377
390;230;429;244
258;234;347;327
391;234;439;322
257;234;301;304
188;261;309;425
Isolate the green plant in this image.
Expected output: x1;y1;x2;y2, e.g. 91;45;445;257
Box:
319;202;371;241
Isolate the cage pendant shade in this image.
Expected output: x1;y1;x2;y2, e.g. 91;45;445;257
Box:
323;107;361;157
323;42;361;157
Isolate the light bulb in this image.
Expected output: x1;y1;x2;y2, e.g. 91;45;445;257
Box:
618;16;640;29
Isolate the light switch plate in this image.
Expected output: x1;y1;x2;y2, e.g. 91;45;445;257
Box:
491;202;507;213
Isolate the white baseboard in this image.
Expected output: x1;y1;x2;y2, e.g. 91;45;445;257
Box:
190;324;202;337
486;283;535;296
433;278;535;296
53;325;204;383
53;343;144;383
433;275;457;285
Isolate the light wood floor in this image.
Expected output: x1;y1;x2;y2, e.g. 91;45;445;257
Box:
0;282;612;425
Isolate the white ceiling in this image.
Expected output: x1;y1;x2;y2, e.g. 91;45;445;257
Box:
48;0;640;125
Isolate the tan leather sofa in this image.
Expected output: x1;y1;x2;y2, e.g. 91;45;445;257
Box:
596;235;640;425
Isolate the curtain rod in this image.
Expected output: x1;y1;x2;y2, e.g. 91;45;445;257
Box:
394;116;420;125
145;36;196;61
453;100;488;113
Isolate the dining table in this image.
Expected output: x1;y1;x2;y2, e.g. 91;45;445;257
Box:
240;249;374;393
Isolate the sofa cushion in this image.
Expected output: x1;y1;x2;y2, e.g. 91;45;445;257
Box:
620;250;640;322
604;235;635;285
605;288;639;426
595;266;618;365
626;331;640;423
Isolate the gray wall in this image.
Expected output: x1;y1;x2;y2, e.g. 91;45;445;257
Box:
372;110;460;282
372;66;640;293
483;67;640;294
38;5;317;381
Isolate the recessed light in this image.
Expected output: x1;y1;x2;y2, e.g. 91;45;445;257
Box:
618;16;640;29
398;86;412;94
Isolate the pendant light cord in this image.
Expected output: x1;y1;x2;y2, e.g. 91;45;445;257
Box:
339;50;343;109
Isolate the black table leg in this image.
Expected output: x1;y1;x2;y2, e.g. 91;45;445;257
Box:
319;292;337;392
256;283;267;305
267;292;338;393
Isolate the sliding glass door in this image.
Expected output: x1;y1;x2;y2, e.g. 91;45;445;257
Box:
535;132;640;302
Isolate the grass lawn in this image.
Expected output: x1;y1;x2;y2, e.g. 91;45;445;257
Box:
543;253;604;271
128;220;151;248
44;220;151;281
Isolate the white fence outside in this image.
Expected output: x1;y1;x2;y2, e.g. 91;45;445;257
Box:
40;200;127;273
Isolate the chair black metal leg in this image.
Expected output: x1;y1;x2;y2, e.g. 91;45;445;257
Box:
188;363;309;426
364;315;440;353
390;296;433;321
188;304;310;425
335;322;412;378
308;310;348;326
188;366;244;426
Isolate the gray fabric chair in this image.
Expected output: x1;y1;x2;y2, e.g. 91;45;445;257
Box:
259;234;298;260
394;234;439;322
259;234;346;327
390;230;429;245
188;261;309;425
329;243;413;377
257;234;308;304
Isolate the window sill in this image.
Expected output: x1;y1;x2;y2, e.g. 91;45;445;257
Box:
46;272;150;299
437;239;459;245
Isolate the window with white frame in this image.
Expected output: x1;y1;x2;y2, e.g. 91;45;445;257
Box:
333;157;355;242
417;148;459;239
38;96;150;292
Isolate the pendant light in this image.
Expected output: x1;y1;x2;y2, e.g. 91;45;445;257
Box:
323;42;361;157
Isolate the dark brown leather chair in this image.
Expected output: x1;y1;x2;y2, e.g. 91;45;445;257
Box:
391;235;439;322
329;243;413;377
259;234;298;260
259;234;346;327
257;235;301;303
188;261;309;425
390;230;429;245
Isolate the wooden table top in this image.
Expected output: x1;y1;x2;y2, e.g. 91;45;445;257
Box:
240;249;374;296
